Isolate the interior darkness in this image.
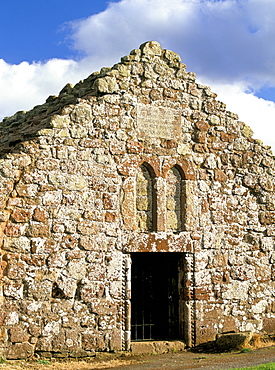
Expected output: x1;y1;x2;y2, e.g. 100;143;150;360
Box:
131;252;180;341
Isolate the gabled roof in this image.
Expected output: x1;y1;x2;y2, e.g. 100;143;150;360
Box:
1;41;270;158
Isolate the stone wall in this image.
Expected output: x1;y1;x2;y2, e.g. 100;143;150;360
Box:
0;41;274;359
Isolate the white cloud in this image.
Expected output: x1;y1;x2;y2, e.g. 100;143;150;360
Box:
0;58;92;121
69;0;275;86
0;0;275;152
199;79;275;151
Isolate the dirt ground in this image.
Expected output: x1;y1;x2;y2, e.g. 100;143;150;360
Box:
1;346;275;370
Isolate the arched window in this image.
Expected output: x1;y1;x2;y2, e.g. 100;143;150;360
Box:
136;164;156;232
166;166;184;232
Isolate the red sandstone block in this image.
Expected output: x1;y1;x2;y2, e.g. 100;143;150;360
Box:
11;208;32;223
9;327;29;343
103;193;117;210
4;223;22;237
195;120;210;131
33;207;48;222
105;211;118;222
214;169;227;182
193;131;206;143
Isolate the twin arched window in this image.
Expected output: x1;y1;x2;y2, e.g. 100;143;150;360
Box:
166;166;182;232
136;164;156;232
136;164;185;232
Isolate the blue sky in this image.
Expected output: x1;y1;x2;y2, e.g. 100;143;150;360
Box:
0;0;120;63
0;0;275;151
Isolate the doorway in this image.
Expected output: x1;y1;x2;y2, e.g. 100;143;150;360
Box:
131;252;182;341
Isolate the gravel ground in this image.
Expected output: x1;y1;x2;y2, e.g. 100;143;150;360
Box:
0;346;275;370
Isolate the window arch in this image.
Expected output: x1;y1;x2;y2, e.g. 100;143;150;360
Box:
166;166;185;232
136;163;156;232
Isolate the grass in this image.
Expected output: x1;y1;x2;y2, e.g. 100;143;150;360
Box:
0;357;6;364
37;359;51;365
240;348;253;353
225;363;275;370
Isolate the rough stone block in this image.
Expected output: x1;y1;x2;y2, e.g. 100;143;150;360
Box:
6;342;34;359
263;318;275;334
3;281;23;299
9;327;29;343
216;332;253;350
131;341;155;354
11;208;32;223
94;77;119;94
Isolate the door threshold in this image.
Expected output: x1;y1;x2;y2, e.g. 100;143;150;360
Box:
131;340;186;354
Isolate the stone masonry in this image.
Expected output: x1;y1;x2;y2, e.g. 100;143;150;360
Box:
0;41;274;359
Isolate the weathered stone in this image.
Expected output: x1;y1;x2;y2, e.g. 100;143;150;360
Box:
259;211;275;225
131;341;155;354
193;131;206;143
4;223;23;237
11;208;32;223
16;184;38;197
243;174;258;188
242;124;254;138
194;120;209;132
3;281;24;299
216;332;253;350
140;41;163;56
259;175;274;192
48;174;88;191
6;342;34;359
195;320;217;344
263;318;275;334
9;326;29;343
6;261;26;280
131;340;185;354
94;76;119;94
82;333;106;351
214;169;227;182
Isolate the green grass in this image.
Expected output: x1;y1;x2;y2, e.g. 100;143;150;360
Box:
239;348;253;353
36;359;51;365
224;363;275;370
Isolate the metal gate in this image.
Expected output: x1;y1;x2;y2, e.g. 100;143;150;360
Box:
131;252;180;341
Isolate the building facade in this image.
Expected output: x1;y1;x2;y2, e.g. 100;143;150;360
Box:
0;41;274;359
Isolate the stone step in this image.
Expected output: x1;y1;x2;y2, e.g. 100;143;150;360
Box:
131;340;186;354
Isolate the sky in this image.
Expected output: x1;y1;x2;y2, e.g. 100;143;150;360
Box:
0;0;275;152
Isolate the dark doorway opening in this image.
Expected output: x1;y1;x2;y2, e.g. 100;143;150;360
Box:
131;252;181;341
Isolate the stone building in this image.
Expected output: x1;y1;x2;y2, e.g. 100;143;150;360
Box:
0;41;274;359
